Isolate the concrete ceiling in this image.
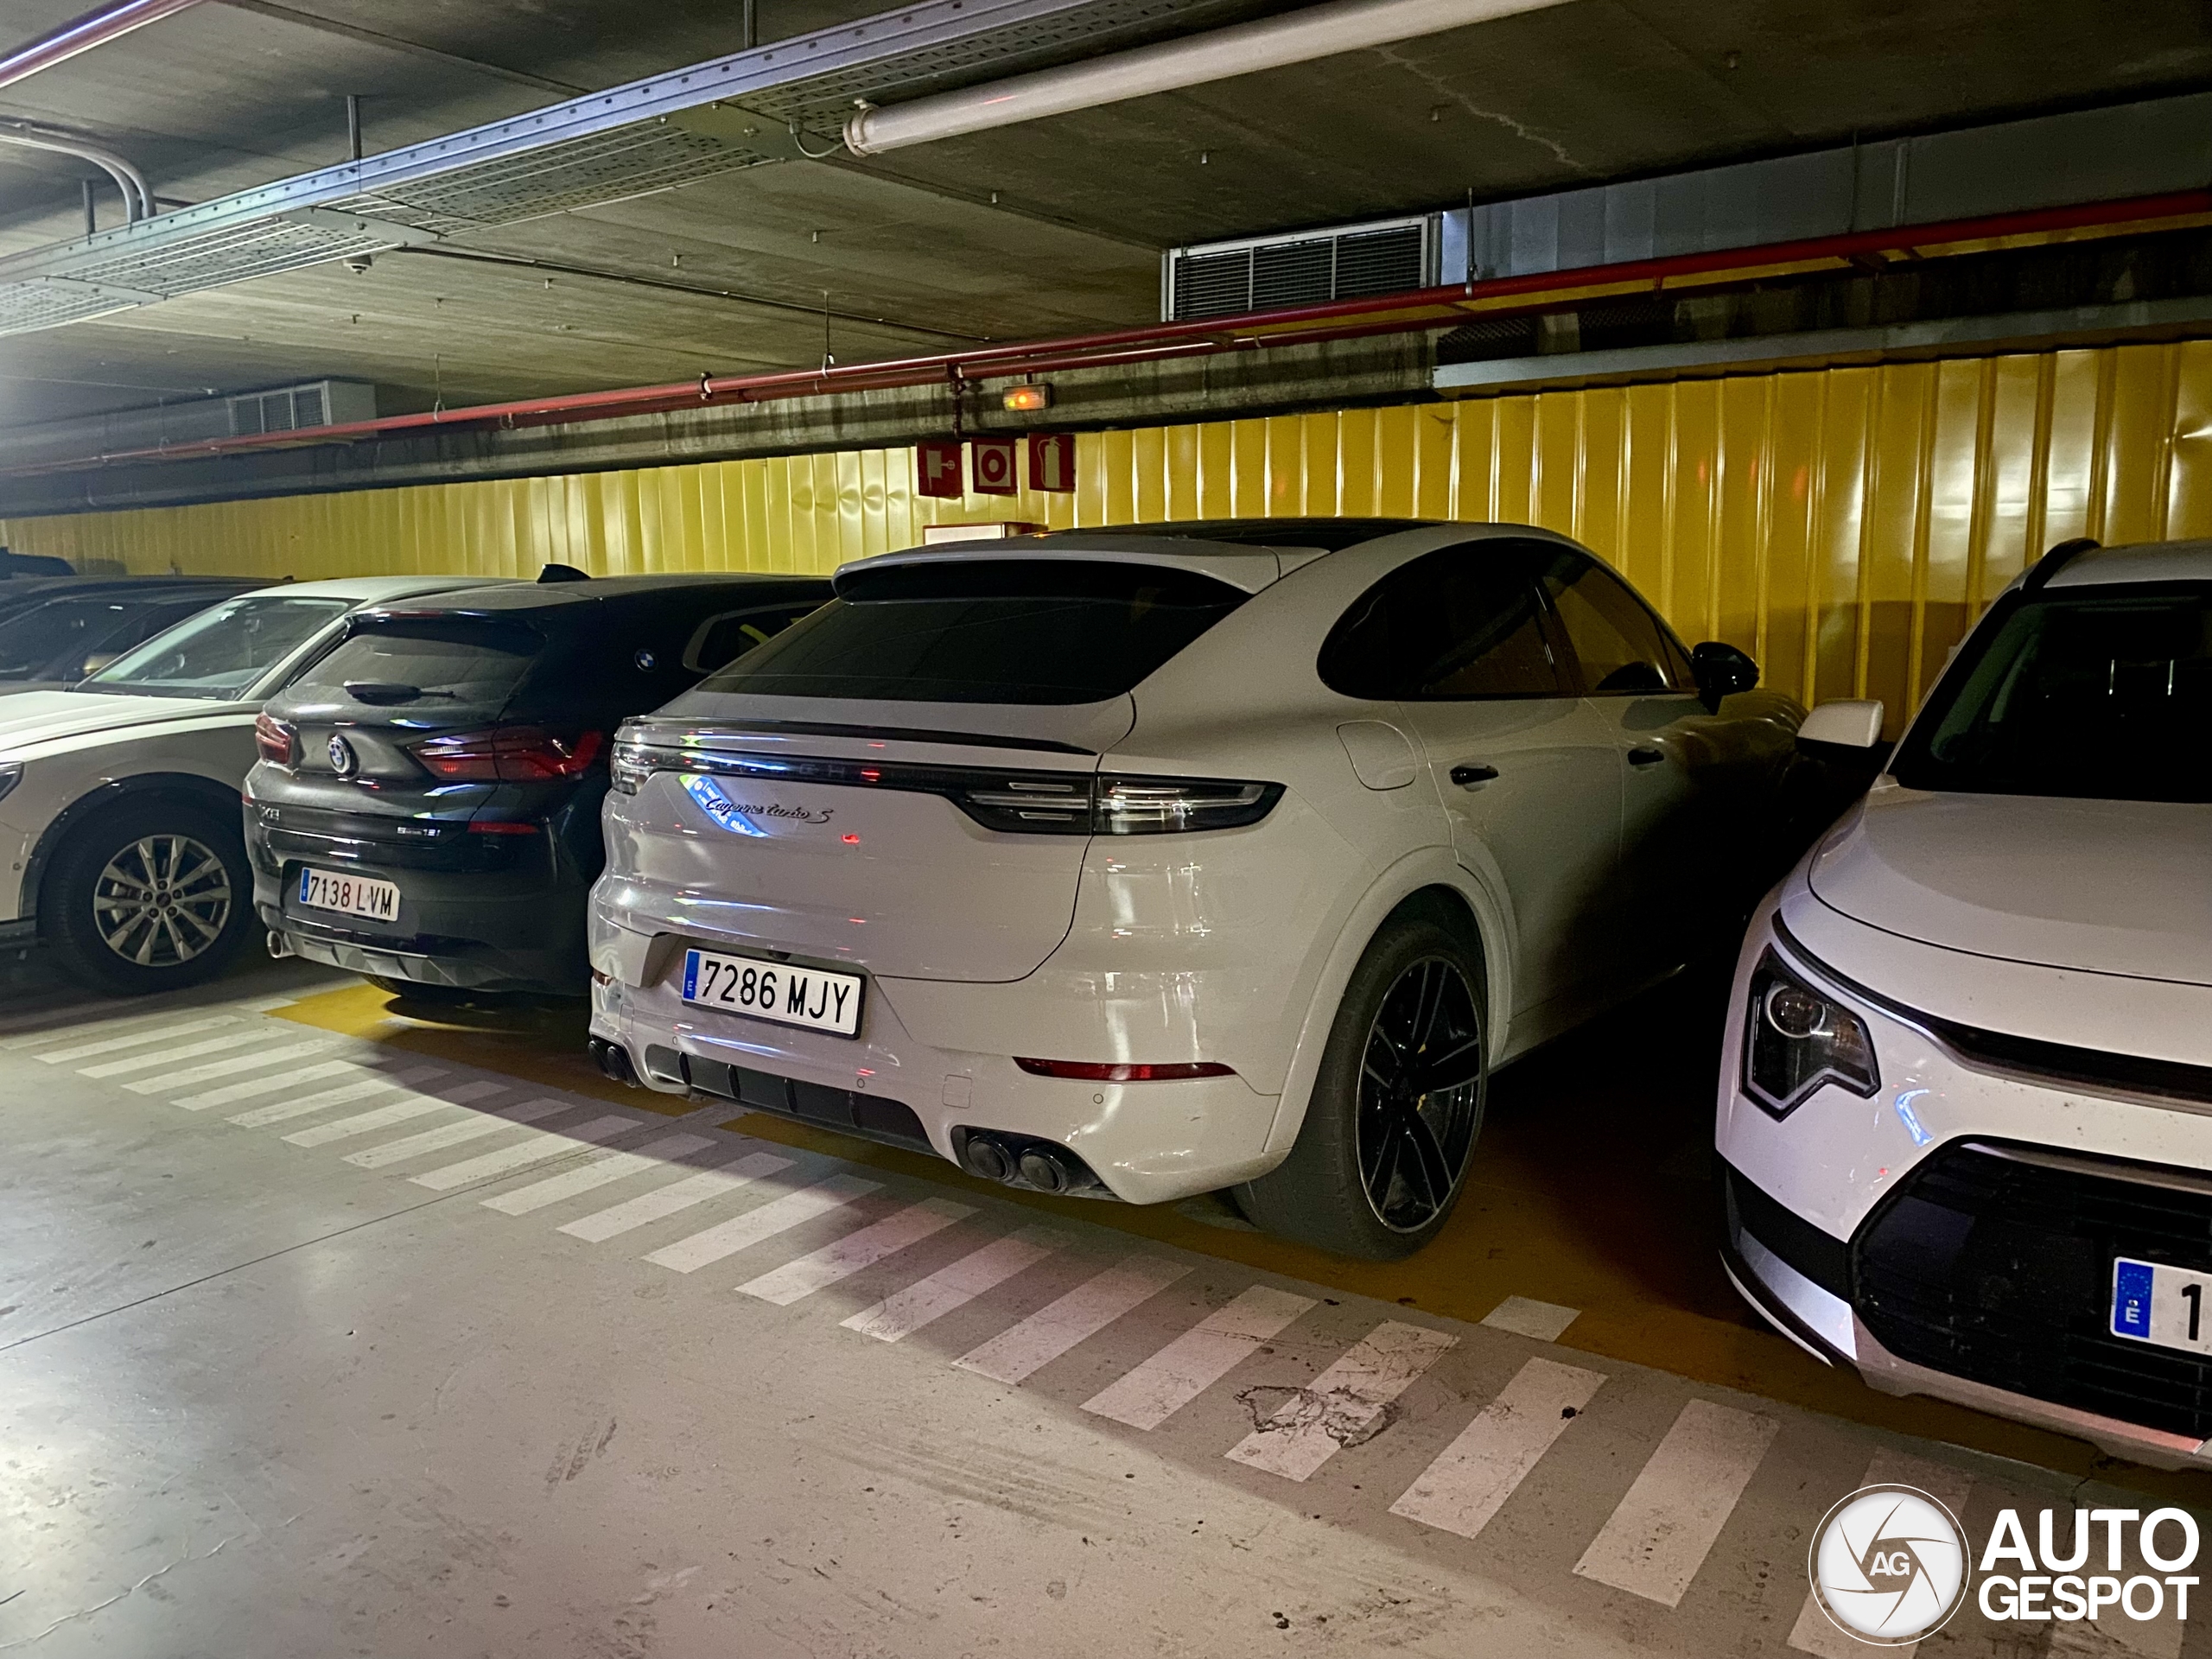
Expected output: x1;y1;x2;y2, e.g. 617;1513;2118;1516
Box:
0;0;2207;429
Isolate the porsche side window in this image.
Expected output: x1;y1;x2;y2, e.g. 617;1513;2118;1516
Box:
1539;555;1688;694
1320;543;1566;700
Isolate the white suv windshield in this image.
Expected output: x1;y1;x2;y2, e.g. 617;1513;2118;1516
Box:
79;594;350;701
1893;585;2212;803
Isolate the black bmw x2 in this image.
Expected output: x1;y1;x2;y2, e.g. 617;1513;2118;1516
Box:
245;570;828;997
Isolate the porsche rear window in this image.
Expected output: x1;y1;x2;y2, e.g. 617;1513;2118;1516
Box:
699;560;1247;704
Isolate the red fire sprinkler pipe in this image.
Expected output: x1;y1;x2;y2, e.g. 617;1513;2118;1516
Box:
0;0;204;94
10;185;2211;477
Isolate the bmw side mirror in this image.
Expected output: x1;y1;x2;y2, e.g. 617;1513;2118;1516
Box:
1690;641;1758;712
1797;699;1885;749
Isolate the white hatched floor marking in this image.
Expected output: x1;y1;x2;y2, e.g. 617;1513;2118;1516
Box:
283;1079;509;1146
126;1038;341;1095
409;1113;642;1190
1572;1398;1779;1605
177;1058;365;1111
737;1197;974;1305
1083;1284;1317;1431
953;1255;1192;1385
1481;1295;1581;1342
644;1173;880;1274
33;1014;238;1064
482;1135;715;1215
842;1225;1071;1342
1389;1355;1605;1535
79;1027;270;1078
1227;1320;1459;1483
227;1065;447;1127
557;1150;794;1242
1786;1448;1972;1658
344;1099;574;1168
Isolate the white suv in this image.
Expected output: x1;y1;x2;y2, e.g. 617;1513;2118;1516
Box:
1717;535;2212;1468
589;519;1802;1257
0;574;500;994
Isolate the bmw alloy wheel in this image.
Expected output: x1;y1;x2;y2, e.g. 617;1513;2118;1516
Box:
93;834;234;968
1354;955;1484;1232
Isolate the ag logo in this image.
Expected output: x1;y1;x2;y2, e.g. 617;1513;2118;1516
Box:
1808;1484;1969;1645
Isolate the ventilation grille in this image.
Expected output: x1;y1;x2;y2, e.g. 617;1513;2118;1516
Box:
1166;216;1434;322
0;381;378;467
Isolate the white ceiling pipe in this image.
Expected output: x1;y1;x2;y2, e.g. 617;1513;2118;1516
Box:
0;124;150;219
0;0;204;96
844;0;1573;156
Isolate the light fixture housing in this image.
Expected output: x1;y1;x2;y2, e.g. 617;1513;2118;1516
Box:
1001;384;1052;413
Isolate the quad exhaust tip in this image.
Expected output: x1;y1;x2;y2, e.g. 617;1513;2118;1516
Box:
588;1037;639;1087
957;1128;1109;1198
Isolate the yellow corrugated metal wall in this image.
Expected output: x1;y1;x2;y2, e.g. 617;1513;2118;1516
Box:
9;340;2212;733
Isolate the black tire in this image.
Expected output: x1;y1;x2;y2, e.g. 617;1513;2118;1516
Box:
1234;901;1489;1260
44;797;252;995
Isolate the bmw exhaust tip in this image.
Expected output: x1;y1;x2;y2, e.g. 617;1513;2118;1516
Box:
588;1037;639;1087
265;930;294;960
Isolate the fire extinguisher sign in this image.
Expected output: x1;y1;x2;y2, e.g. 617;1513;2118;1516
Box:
1028;432;1075;493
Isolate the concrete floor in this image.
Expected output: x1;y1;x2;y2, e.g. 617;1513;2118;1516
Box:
0;961;2204;1657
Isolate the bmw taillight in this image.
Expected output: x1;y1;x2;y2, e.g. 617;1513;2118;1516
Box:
254;712;296;766
408;727;604;781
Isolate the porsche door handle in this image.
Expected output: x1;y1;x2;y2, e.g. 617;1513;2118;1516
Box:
1626;747;1667;768
1449;763;1499;786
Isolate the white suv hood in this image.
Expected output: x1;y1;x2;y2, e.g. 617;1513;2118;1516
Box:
0;689;239;757
1808;785;2212;987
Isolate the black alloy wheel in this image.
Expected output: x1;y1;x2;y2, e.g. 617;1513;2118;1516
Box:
1235;901;1489;1259
1354;956;1484;1234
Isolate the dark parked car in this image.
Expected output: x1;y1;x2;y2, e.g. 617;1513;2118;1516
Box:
0;577;263;693
245;572;830;997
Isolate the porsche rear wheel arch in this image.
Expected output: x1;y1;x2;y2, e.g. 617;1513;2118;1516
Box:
1236;892;1492;1259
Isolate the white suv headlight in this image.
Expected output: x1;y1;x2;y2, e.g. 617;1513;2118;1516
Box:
0;762;20;806
1744;950;1880;1116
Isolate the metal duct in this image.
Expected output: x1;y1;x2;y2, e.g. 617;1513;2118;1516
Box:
0;0;1268;338
843;0;1572;156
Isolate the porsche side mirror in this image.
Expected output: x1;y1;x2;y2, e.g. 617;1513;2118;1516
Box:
1690;640;1758;712
1797;699;1885;749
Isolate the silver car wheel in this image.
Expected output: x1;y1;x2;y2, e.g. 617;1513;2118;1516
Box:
1353;955;1484;1233
93;834;233;968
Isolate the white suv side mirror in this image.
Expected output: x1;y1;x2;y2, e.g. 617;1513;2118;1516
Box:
1798;699;1885;748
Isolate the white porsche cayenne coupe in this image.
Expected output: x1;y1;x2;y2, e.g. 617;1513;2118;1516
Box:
588;518;1802;1257
1717;535;2212;1467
